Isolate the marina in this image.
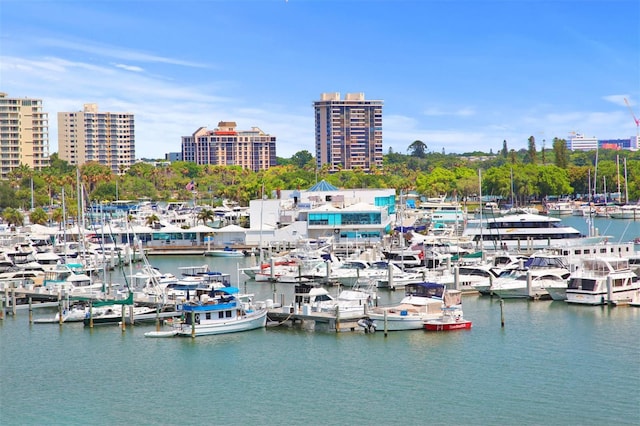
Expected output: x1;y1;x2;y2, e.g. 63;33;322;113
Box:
1;215;639;425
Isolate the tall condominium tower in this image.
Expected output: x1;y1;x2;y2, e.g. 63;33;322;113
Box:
0;93;49;179
314;92;383;171
181;121;276;171
58;103;135;174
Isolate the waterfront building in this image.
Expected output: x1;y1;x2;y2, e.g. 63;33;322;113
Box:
246;180;395;245
58;103;135;174
181;121;276;171
314;92;383;172
0;93;49;179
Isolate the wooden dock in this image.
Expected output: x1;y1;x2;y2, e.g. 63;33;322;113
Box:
266;306;367;332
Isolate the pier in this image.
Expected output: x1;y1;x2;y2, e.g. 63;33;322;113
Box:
266;307;367;333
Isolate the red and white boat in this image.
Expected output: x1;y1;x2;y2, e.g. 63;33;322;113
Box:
424;290;472;331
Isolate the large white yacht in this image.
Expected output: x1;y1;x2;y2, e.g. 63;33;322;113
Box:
566;257;640;305
463;213;582;251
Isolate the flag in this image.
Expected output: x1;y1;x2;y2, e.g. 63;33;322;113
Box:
185;180;195;191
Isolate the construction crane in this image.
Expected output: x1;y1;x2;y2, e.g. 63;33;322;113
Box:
623;98;640;145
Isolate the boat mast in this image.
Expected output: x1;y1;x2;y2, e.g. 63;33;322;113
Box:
624;157;628;204
478;169;484;256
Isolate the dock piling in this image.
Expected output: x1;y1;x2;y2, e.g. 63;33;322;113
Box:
500;299;505;327
28;297;33;324
11;288;16;316
384;309;388;337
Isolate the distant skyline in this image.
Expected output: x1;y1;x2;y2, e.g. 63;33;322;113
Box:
1;1;639;160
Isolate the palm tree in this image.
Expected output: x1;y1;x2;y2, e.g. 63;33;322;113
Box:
29;207;49;225
197;208;215;226
145;214;160;229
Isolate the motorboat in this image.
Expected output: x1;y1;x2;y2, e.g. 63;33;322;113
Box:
462;213;582;251
149;286;267;337
566;257;640;305
294;279;376;315
424;289;472;331
609;203;640;220
489;253;570;299
366;282;446;331
204;247;245;257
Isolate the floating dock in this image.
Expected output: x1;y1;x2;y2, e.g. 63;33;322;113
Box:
266;306;367;333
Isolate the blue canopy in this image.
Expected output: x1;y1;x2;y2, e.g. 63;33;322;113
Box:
307;180;338;192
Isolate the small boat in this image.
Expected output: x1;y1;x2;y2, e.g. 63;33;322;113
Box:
366;282;446;331
144;330;179;338
204;247;245;257
424;290;472;331
156;286;267;337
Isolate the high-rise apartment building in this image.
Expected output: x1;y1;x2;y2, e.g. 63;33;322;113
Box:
181;121;276;171
0;93;49;179
58;104;135;174
314;92;383;171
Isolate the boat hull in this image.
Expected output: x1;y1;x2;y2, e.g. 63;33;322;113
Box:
175;309;267;336
204;250;245;258
424;320;472;331
366;313;435;331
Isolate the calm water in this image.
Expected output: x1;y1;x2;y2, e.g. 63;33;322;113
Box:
1;218;639;425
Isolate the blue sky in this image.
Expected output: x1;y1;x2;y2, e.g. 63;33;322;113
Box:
2;0;639;160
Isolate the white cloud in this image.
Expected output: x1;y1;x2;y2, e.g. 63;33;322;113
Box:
114;63;144;72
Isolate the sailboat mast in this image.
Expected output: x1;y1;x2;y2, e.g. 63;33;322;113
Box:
624;157;628;204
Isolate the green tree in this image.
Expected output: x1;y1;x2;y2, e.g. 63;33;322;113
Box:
2;208;24;227
527;136;537;165
197;209;215;226
553;138;569;169
29;207;49;225
407;140;428;158
290;150;314;169
501;140;508;158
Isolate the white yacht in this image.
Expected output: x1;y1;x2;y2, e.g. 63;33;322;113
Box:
463;213;582;251
489;253;571;299
566;257;640;305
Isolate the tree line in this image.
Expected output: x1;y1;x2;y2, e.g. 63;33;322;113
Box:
1;139;639;226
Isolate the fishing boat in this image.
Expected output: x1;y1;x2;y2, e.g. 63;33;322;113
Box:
203;246;245;257
565;257;640;305
148;287;267;337
366;282;446;331
424;289;472;331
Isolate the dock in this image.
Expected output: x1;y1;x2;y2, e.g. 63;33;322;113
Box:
266;306;367;332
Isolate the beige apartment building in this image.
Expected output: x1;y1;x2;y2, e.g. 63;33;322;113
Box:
0;93;49;179
58;104;135;174
181;121;276;171
314;92;383;171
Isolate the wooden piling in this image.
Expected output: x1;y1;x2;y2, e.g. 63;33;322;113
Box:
58;296;64;325
121;306;126;332
335;306;340;332
0;292;4;320
89;301;94;328
11;288;16;316
500;299;505;328
191;310;196;338
28;297;33;324
155;307;160;332
384;309;388;337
